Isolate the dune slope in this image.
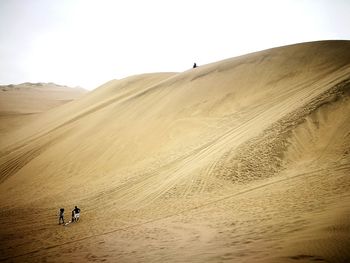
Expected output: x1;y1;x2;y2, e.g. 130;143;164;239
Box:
0;82;86;146
0;40;350;262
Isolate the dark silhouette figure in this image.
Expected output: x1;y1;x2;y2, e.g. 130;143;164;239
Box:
59;208;65;225
193;63;197;68
73;206;81;222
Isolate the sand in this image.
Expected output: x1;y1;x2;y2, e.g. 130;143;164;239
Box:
0;82;86;148
0;40;350;262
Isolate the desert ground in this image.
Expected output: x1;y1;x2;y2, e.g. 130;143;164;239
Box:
0;82;86;148
0;40;350;262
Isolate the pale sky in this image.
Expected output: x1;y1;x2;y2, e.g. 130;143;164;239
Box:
0;0;349;90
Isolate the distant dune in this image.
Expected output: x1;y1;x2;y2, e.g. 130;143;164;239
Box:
0;41;349;262
0;82;86;146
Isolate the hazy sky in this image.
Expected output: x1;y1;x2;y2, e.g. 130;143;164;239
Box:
0;0;349;90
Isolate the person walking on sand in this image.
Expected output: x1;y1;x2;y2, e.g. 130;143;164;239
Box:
59;208;65;225
71;209;75;222
193;62;197;68
73;206;81;222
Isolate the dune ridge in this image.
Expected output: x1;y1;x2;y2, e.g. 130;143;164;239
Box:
0;40;350;262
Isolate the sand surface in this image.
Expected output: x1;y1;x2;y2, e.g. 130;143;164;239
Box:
0;41;350;262
0;82;86;148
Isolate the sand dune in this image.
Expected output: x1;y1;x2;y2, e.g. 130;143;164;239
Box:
0;40;350;262
0;82;86;147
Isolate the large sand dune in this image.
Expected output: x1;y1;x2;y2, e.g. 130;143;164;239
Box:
0;40;350;262
0;82;86;147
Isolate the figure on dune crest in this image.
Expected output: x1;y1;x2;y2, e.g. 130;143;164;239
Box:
193;62;197;68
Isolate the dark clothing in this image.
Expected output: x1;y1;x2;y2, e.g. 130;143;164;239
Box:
59;208;65;224
72;207;80;222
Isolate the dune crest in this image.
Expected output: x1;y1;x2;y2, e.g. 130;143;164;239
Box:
0;41;350;262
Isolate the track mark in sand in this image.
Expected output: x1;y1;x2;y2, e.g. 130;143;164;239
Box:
289;254;328;262
2;163;348;262
214;77;350;183
0;128;74;184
